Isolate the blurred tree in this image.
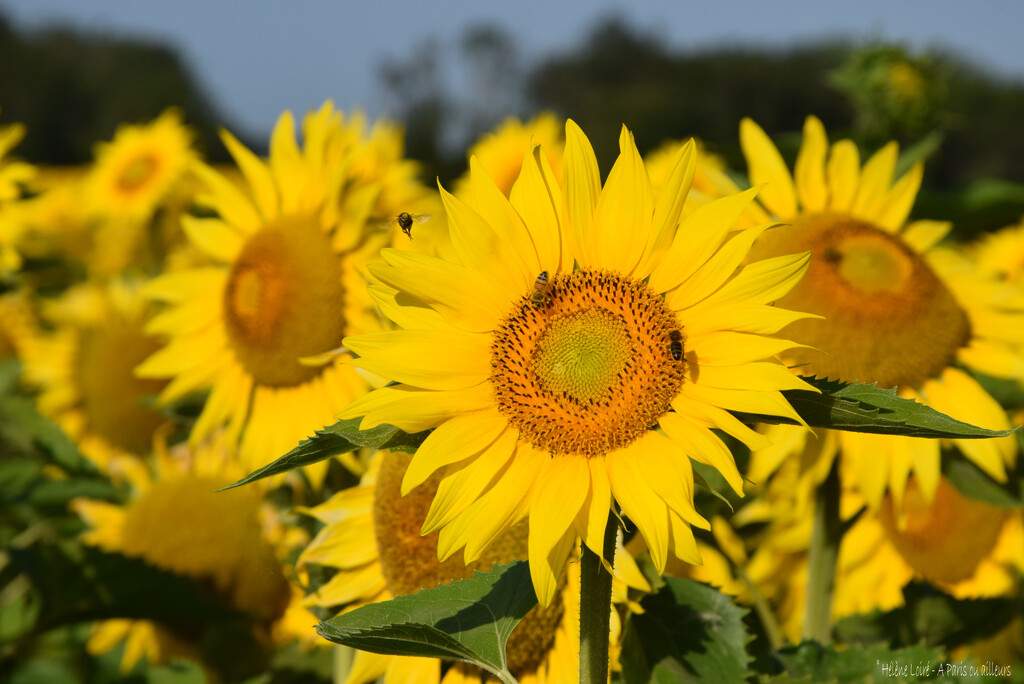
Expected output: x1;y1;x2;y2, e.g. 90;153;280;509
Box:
526;17;853;171
0;13;243;164
460;24;523;143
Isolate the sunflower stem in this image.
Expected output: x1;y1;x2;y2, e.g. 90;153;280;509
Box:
579;513;618;684
802;459;841;644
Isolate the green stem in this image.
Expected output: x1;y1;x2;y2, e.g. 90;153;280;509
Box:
802;459;841;644
579;514;618;684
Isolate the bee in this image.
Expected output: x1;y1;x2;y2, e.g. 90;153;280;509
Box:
378;212;432;240
669;329;683;362
531;271;551;308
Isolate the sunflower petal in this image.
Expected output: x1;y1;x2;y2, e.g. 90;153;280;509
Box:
740;118;797;218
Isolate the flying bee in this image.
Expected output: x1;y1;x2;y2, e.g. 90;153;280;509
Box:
669;329;683;362
531;270;551;308
377;212;432;240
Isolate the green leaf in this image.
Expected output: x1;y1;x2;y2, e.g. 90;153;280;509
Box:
317;561;537;682
0;396;93;473
734;376;1016;439
620;577;752;684
9;541;239;631
766;641;980;683
833;582;1022;651
0;357;21;395
943;453;1023;509
223;417;429;490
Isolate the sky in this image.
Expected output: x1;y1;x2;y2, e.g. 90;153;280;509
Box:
4;0;1024;138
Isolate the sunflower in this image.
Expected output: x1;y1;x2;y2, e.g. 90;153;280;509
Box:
0;291;38;364
85;109;195;223
22;279;170;473
0;110;35;271
972;219;1024;286
453;113;565;199
137;102;437;480
708;116;1024;512
689;457;1024;645
298;450;647;683
339;119;815;604
72;433;313;674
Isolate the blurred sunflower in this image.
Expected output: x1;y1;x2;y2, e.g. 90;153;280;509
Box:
22;279;169;473
715;116;1023;512
644;137;728;200
0;291;38;363
85;109;195;223
137;102;436;481
689;459;1024;645
340;119;816;604
0;110;35;271
299;451;648;683
453;113;565;199
972;219;1024;286
72;433;314;675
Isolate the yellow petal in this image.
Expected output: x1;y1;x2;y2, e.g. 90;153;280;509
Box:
826;140;860;212
402;408;510;494
704;251;811;308
607;443;670;572
639;139;697;278
575;456;612;558
851;141;898;220
875;161;924;232
181;216;244;262
794;116;828;212
562;119;601;268
528;455;589;605
901;219;951;253
220;127;279;220
668;224;771;311
340;382;495;433
468;155;540;277
740;118;797;218
661;410;744;498
345;329;491;391
369;250;505;333
649;186;760;295
422;427;518;533
192;159;262;233
634;430;706;526
592;125;654;275
510;145;564;274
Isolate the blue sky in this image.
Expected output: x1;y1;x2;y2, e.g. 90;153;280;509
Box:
4;0;1023;137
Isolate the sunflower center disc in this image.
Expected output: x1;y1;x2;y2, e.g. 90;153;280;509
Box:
373;453;564;676
118;154;159;192
491;269;684;457
119;476;291;622
533;309;631;401
748;213;970;389
77;323;168;454
223;215;346;387
879;478;1009;585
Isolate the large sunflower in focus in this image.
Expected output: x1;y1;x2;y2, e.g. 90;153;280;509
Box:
72;434;314;675
22;280;169;473
299;451;647;684
138;102;436;478
340;119;816;604
721;116;1022;511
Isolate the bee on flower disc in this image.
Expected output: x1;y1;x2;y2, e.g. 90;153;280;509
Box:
669;329;683;362
531;271;551;309
377;212;432;240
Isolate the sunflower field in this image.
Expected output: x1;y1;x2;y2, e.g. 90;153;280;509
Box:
1;36;1023;684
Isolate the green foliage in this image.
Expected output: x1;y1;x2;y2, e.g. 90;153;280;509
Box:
765;641;977;683
222;417;429;490
317;561;537;684
834;583;1022;652
944;452;1023;509
620;576;752;683
738;376;1016;439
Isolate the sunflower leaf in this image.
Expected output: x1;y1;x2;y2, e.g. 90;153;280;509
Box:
316;561;536;682
221;417;429;490
732;376;1017;438
764;641;968;683
620;576;752;683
